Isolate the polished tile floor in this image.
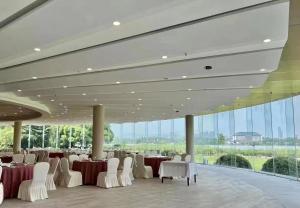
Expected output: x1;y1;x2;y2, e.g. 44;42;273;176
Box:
2;166;299;208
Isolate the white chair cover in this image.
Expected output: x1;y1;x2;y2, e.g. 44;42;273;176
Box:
127;153;135;180
133;154;153;179
118;157;132;186
46;158;60;190
97;158;119;188
173;155;182;161
0;167;3;205
185;154;192;163
79;154;89;161
24;154;36;164
68;154;79;169
60;158;82;188
101;152;108;160
12;154;24;163
18;162;49;202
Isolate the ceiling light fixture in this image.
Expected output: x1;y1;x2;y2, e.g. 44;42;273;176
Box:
162;55;168;59
113;21;120;26
264;39;271;43
205;66;213;70
37;94;41;97
138;98;142;101
181;75;187;79
130;91;135;94
32;76;37;79
63;85;68;88
34;48;41;52
260;68;266;72
17;89;22;92
87;68;92;71
50;99;55;102
116;81;121;84
82;93;87;96
187;88;192;91
138;103;143;106
249;85;253;88
186;97;191;100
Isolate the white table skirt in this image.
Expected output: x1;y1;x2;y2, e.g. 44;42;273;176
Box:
158;161;201;179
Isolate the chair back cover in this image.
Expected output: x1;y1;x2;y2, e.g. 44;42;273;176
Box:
101;152;107;159
61;158;71;175
68;154;79;167
12;154;24;163
107;158;119;175
122;157;133;173
107;151;114;159
127;153;136;168
135;154;145;167
79;154;89;161
49;158;60;174
185;154;192;162
173;155;182;161
24;154;36;164
32;162;50;184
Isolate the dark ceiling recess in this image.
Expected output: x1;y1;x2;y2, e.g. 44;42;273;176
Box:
205;66;213;70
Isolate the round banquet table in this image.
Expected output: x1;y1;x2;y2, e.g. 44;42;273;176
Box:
0;156;13;163
1;164;34;198
144;157;171;177
49;152;64;158
72;160;107;185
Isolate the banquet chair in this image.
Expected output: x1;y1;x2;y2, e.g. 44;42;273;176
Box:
0;167;3;205
68;154;80;169
172;155;182;161
107;151;114;159
41;151;50;162
118;157;133;186
127;153;135;180
97;158;119;188
24;154;36;164
101;152;108;160
79;154;89;161
184;154;192;163
12;154;24;163
18;162;50;202
60;158;82;188
133;154;153;179
46;158;60;190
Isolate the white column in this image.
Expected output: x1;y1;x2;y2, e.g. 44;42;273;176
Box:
185;115;194;161
28;125;31;149
92;105;105;160
42;125;45;148
13;121;22;153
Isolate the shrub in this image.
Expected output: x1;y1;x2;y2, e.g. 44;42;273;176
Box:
262;157;300;177
215;154;252;169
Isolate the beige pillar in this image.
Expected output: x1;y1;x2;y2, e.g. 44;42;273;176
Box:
92;105;105;160
185;115;194;161
13;121;22;154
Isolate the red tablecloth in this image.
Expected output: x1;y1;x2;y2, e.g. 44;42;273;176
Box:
72;161;107;185
1;165;34;198
0;156;13;163
144;157;171;177
49;152;64;158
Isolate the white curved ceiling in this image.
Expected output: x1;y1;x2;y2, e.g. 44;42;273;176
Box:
0;0;289;123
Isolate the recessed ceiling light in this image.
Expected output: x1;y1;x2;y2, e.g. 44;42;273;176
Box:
187;88;192;91
59;103;63;106
162;55;168;59
32;76;37;79
94;98;98;102
116;81;121;84
186;97;191;100
99;103;103;106
260;68;266;72
264;39;271;43
50;99;55;102
205;66;213;70
130;91;135;94
17;89;22;92
113;21;120;26
82;93;87;96
181;75;187;79
131;112;135;114
249;85;253;88
34;48;41;52
63;85;68;88
138;98;142;101
87;68;92;71
37;94;41;97
138;103;143;106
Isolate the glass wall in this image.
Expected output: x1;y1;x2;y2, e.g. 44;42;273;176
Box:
1;95;300;179
195;95;300;179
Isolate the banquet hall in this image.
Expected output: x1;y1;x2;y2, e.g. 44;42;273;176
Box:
0;0;300;208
